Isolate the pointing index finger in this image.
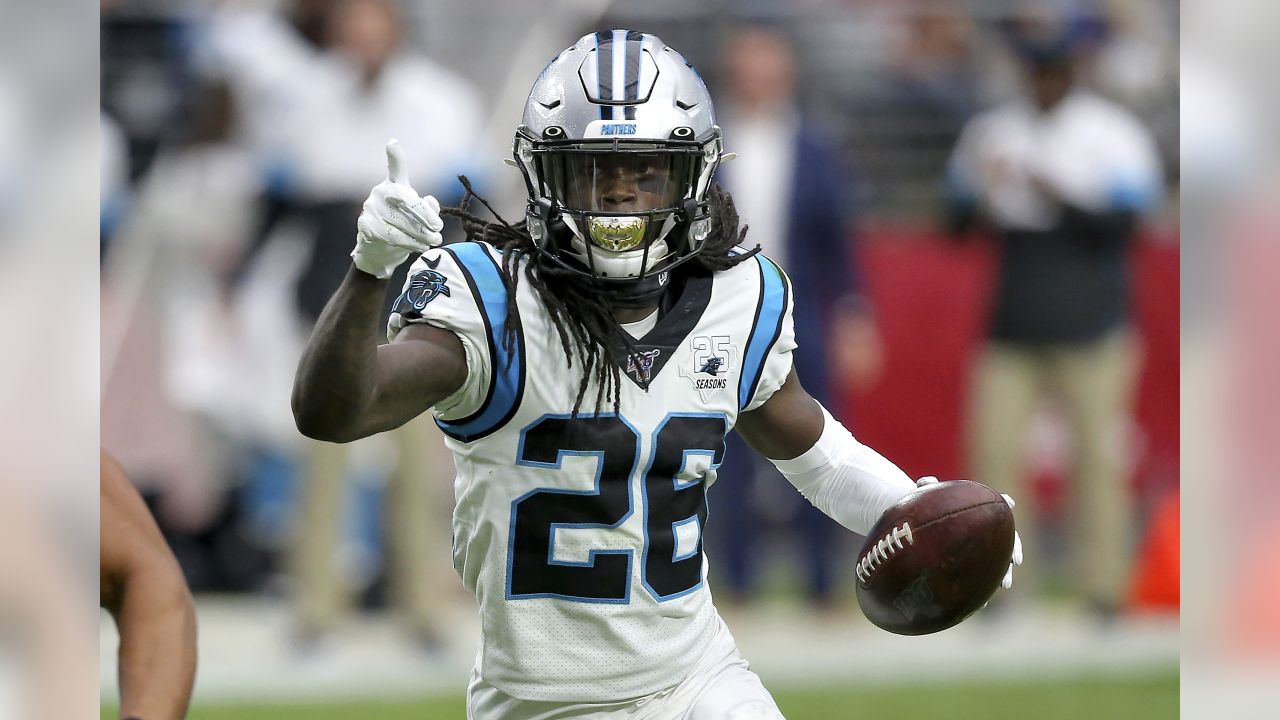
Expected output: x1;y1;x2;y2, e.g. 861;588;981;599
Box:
385;139;409;185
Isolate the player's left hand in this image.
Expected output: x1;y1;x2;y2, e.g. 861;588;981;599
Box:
997;491;1023;589
916;476;1023;590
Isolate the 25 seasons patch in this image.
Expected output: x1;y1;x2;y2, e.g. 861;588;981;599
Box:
679;335;738;402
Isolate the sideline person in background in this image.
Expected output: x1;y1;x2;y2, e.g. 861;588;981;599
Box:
708;24;883;612
946;19;1162;618
207;0;480;649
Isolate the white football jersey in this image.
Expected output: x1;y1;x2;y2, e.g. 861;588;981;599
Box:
388;241;795;702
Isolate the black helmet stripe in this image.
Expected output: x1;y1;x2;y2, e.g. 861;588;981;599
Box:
624;30;643;120
624;30;643;103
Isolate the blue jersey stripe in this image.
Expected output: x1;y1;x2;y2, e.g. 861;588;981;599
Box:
738;255;788;410
436;243;524;442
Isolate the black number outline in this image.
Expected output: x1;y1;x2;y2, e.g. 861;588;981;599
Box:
505;412;728;604
640;413;728;601
505;413;641;603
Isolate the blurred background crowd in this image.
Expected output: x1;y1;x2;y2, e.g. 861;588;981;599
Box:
98;0;1179;685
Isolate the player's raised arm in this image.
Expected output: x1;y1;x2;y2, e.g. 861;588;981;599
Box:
292;140;467;443
100;451;197;720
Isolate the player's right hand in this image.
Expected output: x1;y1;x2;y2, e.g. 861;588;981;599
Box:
351;139;445;279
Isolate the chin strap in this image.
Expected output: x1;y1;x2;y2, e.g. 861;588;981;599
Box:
525;194;722;312
599;272;673;308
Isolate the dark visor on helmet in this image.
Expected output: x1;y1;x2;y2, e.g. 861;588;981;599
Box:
537;151;697;214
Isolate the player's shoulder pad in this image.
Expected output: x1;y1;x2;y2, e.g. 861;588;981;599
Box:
389;241;527;443
391;249;463;325
389;241;505;333
715;248;794;411
716;246;792;294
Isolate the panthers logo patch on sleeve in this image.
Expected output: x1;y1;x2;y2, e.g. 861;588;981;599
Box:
393;268;451;319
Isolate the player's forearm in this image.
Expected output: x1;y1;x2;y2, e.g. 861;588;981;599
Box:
771;406;916;535
292;266;389;441
737;371;916;534
113;563;197;720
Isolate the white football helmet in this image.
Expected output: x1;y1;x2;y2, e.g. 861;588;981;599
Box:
514;30;726;305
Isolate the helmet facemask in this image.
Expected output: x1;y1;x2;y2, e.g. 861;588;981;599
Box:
518;131;721;288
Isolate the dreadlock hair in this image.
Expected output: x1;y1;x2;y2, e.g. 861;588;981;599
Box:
441;178;761;415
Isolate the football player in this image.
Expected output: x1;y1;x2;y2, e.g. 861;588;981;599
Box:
100;451;198;720
293;30;1019;719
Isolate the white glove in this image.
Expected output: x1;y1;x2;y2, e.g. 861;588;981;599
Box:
351;139;445;279
915;476;1024;590
997;491;1023;589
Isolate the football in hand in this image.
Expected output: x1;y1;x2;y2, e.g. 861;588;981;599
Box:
854;479;1015;635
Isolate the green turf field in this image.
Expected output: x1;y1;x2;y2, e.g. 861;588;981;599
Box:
103;670;1178;719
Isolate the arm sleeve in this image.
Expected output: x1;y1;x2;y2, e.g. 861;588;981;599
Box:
770;405;917;535
387;248;492;421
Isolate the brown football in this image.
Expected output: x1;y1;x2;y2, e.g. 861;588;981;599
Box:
854;479;1015;635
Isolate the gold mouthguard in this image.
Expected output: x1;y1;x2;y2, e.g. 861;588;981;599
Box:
587;216;648;251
